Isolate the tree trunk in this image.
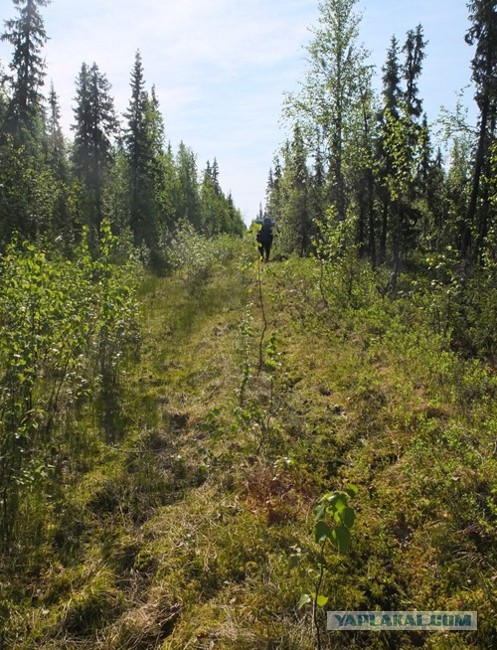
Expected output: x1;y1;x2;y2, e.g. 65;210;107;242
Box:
462;96;489;261
379;197;388;264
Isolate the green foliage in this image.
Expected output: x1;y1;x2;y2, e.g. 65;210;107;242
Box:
4;242;497;648
200;159;245;237
166;221;240;292
314;209;382;310
0;221;139;549
276;126;315;257
1;0;49;137
297;488;357;649
0;3;244;253
283;0;368;223
72;62;118;233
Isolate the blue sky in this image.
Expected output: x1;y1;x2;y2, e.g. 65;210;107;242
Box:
0;0;476;223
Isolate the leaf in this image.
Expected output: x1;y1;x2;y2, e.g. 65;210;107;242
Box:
332;525;351;554
329;492;347;509
315;520;332;543
345;485;358;498
316;594;329;607
342;506;356;529
314;502;326;521
298;593;312;609
309;591;329;607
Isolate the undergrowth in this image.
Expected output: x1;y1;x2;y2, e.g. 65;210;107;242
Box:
3;237;496;649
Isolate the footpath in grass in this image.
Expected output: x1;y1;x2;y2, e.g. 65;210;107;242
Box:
8;249;497;649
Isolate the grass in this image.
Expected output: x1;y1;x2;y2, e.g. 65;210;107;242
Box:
3;242;497;649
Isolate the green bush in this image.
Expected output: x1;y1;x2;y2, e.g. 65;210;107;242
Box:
0;221;139;550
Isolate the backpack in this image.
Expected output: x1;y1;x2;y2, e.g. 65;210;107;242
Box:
257;225;272;244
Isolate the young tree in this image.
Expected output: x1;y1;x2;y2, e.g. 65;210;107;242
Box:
123;51;163;247
279;125;312;256
174;142;201;230
46;82;67;178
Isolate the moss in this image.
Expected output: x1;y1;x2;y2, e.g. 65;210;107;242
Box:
5;248;497;649
59;571;125;636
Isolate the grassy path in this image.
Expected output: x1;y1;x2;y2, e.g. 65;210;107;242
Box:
9;252;496;649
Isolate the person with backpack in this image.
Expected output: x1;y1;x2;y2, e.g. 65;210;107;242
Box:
256;217;275;262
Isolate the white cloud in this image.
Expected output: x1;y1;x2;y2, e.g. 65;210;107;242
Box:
26;0;312;221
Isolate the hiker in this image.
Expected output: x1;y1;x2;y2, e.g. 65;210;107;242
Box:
256;217;275;262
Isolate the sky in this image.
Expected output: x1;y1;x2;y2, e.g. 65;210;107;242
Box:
0;0;477;223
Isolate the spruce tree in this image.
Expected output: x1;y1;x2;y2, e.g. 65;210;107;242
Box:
402;25;427;120
0;58;9;124
46;82;73;240
174;142;201;230
46;82;67;179
200;159;244;236
378;37;402;264
200;160;223;235
462;0;497;262
377;28;427;272
226;192;245;237
1;0;49;141
72;62;117;233
264;158;283;225
382;36;402;118
124;51;157;246
280;125;312;256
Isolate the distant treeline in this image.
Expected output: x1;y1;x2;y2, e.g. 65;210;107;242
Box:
263;0;497;285
0;0;245;267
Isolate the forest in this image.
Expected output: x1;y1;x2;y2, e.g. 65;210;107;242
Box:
1;0;497;648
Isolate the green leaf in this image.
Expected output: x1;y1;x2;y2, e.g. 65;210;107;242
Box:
345;485;358;498
332;525;351;554
309;592;329;607
316;594;329;607
314;502;326;521
298;593;312;609
315;520;332;543
342;507;356;529
329;492;347;509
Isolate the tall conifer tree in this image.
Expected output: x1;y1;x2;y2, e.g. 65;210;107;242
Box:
72;62;117;232
462;0;497;261
1;0;49;141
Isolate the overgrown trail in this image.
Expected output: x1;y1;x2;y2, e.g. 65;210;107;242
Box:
7;252;497;649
